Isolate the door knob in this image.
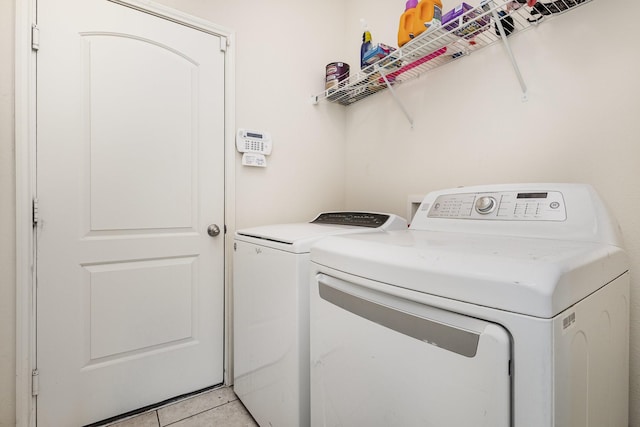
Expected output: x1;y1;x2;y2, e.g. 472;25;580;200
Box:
207;224;221;237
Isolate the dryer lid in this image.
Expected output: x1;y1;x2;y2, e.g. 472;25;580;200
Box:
310;230;628;318
311;184;627;318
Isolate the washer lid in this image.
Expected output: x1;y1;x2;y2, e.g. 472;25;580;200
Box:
310;230;629;318
235;213;407;253
236;223;366;253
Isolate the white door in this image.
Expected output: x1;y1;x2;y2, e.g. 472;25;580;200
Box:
36;0;226;425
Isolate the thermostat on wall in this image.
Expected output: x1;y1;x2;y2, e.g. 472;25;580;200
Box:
236;129;272;155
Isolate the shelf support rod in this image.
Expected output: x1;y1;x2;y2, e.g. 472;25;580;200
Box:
376;65;414;128
491;8;528;101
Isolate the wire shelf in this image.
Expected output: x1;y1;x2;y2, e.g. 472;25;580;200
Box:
316;0;591;106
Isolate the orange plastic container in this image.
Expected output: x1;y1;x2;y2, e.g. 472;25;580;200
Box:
398;0;443;47
413;0;443;39
398;7;418;47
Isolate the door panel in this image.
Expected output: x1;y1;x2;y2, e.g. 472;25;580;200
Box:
86;257;196;360
36;1;226;425
86;33;197;231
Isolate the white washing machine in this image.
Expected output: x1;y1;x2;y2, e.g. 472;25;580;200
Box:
310;184;629;427
233;212;407;427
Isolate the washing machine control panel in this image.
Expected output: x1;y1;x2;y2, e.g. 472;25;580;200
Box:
427;191;567;221
311;212;391;228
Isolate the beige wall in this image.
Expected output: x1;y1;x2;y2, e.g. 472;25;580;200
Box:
152;0;350;229
343;0;640;425
0;0;16;424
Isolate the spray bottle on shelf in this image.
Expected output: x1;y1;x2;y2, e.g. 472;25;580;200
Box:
360;30;372;69
360;18;372;69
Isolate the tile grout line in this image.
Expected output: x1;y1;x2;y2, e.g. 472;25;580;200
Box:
104;387;243;427
162;400;238;427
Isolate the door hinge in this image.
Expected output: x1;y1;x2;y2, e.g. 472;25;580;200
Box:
32;198;39;227
31;370;39;396
219;36;228;52
31;24;40;51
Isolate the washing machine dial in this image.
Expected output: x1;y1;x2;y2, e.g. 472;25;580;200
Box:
475;196;497;214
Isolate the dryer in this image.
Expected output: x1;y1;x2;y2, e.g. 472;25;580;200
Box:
233;212;406;427
309;184;629;427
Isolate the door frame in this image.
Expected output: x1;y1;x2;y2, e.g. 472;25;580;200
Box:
14;1;236;426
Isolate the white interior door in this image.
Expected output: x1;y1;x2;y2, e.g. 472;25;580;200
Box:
36;1;226;425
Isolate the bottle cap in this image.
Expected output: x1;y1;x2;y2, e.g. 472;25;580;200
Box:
405;0;418;10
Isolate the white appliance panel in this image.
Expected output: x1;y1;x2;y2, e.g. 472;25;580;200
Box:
427;190;566;221
311;274;511;427
310;231;627;318
233;241;308;427
552;274;630;427
233;212;407;427
235;212;407;253
409;183;623;246
309;184;629;427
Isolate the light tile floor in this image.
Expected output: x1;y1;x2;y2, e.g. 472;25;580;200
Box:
104;386;258;427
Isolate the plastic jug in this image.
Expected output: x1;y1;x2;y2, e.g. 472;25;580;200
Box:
398;0;418;47
413;0;443;39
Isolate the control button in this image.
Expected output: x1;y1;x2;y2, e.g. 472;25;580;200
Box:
475;196;497;214
550;201;560;209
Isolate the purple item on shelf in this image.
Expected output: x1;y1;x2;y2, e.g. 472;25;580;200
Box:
442;2;491;39
405;0;418;11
